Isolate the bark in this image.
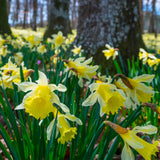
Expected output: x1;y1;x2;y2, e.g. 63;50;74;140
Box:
40;2;43;27
7;0;12;15
76;0;145;74
44;0;70;39
23;0;28;29
148;0;156;33
32;0;37;31
15;0;20;27
71;0;77;29
139;0;144;33
0;0;12;35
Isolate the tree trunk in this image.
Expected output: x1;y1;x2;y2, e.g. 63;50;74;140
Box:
148;0;156;33
76;0;145;73
44;0;70;39
0;0;12;35
32;0;37;31
7;0;12;15
23;0;28;29
139;0;144;33
15;0;20;27
40;2;43;27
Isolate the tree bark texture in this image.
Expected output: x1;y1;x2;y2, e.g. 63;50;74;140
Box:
148;0;156;33
0;0;12;35
32;0;37;31
76;0;145;73
44;0;70;39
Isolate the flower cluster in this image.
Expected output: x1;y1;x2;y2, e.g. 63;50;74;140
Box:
0;58;33;89
139;48;160;70
15;71;82;144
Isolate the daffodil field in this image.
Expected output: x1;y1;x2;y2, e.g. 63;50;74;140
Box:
0;28;160;160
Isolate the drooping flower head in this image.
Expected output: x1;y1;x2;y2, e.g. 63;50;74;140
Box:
102;44;118;60
139;48;157;65
115;74;155;106
15;71;69;120
63;57;99;87
47;107;82;144
82;82;126;116
147;58;160;70
105;121;159;160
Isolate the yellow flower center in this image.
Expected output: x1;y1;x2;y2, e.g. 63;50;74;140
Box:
24;85;53;120
55;35;63;46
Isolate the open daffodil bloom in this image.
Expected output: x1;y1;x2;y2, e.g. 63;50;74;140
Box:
15;71;69;120
115;74;155;106
82;82;125;116
47;107;82;144
64;57;99;87
105;121;159;160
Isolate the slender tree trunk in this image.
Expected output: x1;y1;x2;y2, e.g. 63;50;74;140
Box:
23;0;28;29
44;0;70;39
15;0;20;27
139;0;144;33
32;0;37;31
76;0;145;73
0;0;12;35
7;0;12;15
148;0;156;33
40;2;43;27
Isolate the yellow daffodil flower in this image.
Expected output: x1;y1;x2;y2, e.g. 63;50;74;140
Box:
105;121;159;160
0;45;10;57
147;58;160;70
47;107;82;144
37;44;47;54
102;44;118;60
71;45;83;56
116;74;155;105
0;58;32;89
14;52;23;65
82;82;126;116
15;71;69;120
139;48;157;65
52;31;64;47
64;57;99;87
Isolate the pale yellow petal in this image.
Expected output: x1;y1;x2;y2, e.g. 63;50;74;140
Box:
121;143;135;160
132;125;157;135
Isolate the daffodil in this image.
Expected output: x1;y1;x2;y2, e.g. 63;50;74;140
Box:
139;48;157;64
52;31;64;47
102;44;118;60
71;45;83;56
116;74;155;105
37;44;47;54
14;52;23;65
105;121;159;160
147;58;160;70
47;107;82;144
82;82;126;116
0;58;32;89
0;45;10;57
15;71;69;120
64;57;99;87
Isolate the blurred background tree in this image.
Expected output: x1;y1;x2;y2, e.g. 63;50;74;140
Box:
43;0;70;39
0;0;11;35
1;0;160;70
75;0;146;73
